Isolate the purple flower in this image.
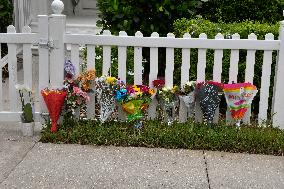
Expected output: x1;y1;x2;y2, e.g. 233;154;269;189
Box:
64;60;75;77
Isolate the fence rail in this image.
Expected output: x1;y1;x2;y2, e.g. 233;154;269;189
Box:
0;6;284;128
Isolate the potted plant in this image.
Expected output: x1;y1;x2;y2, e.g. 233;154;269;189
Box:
16;85;34;136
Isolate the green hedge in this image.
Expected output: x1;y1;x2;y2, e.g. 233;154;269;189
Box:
200;0;284;23
40;120;284;156
96;0;204;36
0;0;13;78
173;18;279;118
0;0;13;33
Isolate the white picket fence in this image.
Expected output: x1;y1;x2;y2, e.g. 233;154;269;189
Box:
1;4;284;128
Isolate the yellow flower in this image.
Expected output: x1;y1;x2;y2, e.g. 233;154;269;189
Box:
133;85;140;93
149;89;155;96
106;77;116;84
172;86;178;93
136;92;143;97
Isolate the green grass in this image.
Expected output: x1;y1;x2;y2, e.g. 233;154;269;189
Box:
40;120;284;156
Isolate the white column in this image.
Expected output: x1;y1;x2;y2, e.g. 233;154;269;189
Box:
272;13;284;129
49;0;65;88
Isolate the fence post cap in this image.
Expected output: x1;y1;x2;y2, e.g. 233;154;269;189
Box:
51;0;64;15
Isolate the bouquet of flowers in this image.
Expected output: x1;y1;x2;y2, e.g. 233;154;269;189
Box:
115;83;155;125
179;81;196;118
179;81;196;106
77;69;96;93
41;88;67;133
223;83;258;127
63;61;90;119
155;82;179;125
95;76;119;123
195;81;223;125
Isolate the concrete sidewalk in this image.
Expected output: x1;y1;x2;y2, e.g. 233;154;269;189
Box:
1;124;284;189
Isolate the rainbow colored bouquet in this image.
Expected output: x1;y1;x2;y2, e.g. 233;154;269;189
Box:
115;83;155;123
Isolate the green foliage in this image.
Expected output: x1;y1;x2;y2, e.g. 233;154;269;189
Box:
22;103;34;123
40;120;284;156
96;0;204;36
200;0;284;23
173;18;279;117
0;0;13;78
0;0;13;33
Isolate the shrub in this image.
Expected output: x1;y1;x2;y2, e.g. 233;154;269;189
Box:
173;18;279;118
0;0;13;34
200;0;284;23
40;120;284;156
0;0;13;78
96;0;204;36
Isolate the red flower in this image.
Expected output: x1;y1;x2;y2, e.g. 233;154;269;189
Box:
153;79;165;89
137;85;149;93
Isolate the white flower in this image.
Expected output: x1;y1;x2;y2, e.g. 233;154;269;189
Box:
15;84;25;90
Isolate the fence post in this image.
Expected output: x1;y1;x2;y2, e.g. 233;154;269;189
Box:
272;13;284;129
49;0;65;88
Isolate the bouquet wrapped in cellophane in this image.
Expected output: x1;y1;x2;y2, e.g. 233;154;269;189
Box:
115;82;155;128
41;88;67;133
223;83;258;127
95;76;119;123
179;81;196;117
153;80;179;125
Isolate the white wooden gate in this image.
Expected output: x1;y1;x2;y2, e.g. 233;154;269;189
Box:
1;1;284;128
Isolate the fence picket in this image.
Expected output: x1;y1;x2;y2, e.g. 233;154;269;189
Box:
243;33;257;124
196;33;207;82
229;33;240;83
71;44;80;75
86;44;96;119
148;32;159;120
102;30;111;75
226;33;240;124
87;45;96;70
149;32;159;87
38;15;49;113
165;33;175;88
7;25;18;111
259;33;274;124
213;33;224;123
196;33;207;123
179;33;191;122
0;43;2;111
22;26;32;90
181;33;191;86
117;31;128;121
134;31;143;85
118;31;127;82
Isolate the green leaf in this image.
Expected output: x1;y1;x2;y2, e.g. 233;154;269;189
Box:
22;103;34;123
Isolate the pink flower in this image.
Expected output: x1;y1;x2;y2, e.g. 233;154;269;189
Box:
73;86;82;95
81;91;90;102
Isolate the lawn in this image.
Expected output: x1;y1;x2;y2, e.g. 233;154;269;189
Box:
40;120;284;156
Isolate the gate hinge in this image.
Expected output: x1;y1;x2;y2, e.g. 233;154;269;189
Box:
38;38;54;49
